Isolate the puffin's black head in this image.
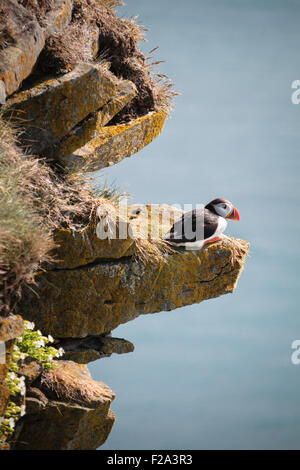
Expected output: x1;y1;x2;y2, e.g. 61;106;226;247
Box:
205;198;240;220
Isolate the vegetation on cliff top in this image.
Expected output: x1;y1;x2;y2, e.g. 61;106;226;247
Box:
0;115;171;316
0;0;177;317
0;115;122;315
0;0;179;452
22;0;175;123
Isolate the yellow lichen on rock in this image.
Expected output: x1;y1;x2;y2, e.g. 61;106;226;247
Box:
46;0;73;35
0;0;180;452
97;81;138;127
52;226;135;269
60;110;168;171
0;0;73;99
4;64;119;153
57;80;138;159
18;201;249;338
0;0;46;97
51;204;182;269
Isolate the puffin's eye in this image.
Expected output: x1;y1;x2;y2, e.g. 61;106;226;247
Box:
222;204;227;209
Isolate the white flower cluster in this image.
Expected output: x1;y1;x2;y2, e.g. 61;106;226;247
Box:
25;321;35;330
0;319;66;444
20;405;26;417
6;372;25;396
13;345;26;360
0;417;15;429
18;376;26;396
34;339;45;348
0;402;26;434
20;321;64;358
55;347;64;358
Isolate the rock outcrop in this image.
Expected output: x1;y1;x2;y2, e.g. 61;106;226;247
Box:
1;0;169;171
18;205;249;339
3;62;167;170
0;0;46;98
57;335;135;364
13;361;115;450
4;63;123;154
0;0;73;99
59;109;167;171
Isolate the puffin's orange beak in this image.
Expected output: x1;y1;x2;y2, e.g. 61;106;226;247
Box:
227;207;240;221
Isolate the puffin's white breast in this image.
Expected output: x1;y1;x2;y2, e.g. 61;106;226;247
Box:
178;217;228;251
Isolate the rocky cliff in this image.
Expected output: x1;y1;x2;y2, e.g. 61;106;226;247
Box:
0;0;249;450
19;205;248;339
14;360;116;450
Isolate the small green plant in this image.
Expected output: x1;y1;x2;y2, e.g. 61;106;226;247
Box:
0;320;64;445
14;321;64;371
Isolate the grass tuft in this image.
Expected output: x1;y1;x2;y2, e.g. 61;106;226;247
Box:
0;116;119;314
133;237;175;266
223;236;250;266
39;362;110;406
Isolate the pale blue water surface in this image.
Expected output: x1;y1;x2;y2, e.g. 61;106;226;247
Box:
89;0;300;449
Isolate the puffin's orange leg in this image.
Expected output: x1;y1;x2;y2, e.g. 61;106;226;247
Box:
203;236;222;246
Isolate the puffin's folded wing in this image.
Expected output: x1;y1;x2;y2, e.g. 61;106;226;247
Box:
164;209;219;243
164;210;197;243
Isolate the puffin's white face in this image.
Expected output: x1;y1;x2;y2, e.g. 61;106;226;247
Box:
213;201;233;218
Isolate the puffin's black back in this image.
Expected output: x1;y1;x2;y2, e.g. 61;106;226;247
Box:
165;208;219;243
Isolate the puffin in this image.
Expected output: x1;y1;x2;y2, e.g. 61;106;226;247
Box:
164;198;240;250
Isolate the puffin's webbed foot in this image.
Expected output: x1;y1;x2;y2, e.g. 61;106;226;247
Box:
203;236;222;246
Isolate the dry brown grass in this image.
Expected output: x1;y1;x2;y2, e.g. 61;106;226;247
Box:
144;48;178;114
100;0;124;11
95;200;174;265
0;115;171;314
0;117;52;314
37;22;99;74
38;0;175;120
0;0;178;316
133;237;174;266
223;236;250;266
39;362;111;406
73;0;124;22
0;116;117;315
153;75;178;114
18;0;55;24
120;16;146;44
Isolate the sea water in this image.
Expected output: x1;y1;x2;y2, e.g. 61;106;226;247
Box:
89;0;300;449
